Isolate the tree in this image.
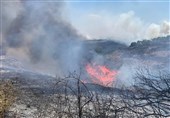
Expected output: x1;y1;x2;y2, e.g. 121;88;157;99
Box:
64;71;93;118
125;69;170;117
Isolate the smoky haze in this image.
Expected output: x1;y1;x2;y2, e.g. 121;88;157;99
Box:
1;0;86;75
1;0;169;86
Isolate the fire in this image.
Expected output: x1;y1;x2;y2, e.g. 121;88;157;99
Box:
85;63;117;87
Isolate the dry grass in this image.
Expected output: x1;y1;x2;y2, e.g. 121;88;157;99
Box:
0;80;17;118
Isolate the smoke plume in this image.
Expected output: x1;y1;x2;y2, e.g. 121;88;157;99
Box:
75;11;170;44
1;0;85;75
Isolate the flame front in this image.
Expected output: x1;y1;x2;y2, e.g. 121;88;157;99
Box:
85;63;117;87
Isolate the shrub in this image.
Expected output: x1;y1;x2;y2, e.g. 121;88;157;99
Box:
0;80;17;118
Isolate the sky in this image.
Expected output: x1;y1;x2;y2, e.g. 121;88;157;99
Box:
1;0;170;44
65;0;170;44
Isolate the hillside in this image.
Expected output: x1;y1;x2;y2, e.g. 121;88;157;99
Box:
0;36;170;117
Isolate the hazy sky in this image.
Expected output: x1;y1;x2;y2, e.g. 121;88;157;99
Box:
2;0;170;44
66;0;170;43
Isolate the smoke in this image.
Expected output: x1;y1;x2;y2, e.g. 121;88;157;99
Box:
74;11;170;44
1;1;85;75
1;1;169;87
145;21;170;39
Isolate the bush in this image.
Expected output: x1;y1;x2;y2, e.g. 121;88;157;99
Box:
0;80;17;117
95;47;102;54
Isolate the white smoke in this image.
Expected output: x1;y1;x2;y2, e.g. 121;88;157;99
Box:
145;21;170;39
74;11;170;44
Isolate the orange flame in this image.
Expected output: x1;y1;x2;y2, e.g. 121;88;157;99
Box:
85;63;117;87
